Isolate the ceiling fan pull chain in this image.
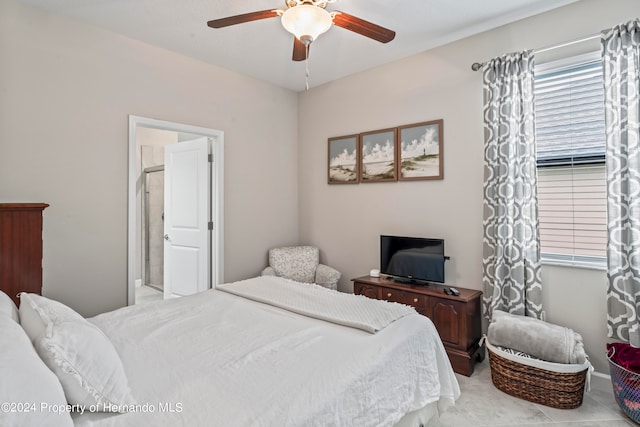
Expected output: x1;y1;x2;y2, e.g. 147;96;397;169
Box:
305;43;310;91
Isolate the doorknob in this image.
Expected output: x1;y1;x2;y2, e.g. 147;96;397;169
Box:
164;234;170;241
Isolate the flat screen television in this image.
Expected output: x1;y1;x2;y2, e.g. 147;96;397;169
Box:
380;235;445;284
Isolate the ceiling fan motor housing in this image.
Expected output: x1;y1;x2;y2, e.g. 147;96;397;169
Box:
286;0;334;8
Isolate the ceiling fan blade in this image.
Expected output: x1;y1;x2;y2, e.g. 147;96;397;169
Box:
292;37;308;61
332;12;395;43
207;9;279;29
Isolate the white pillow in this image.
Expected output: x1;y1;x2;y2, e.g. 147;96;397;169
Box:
0;290;19;322
0;316;73;427
19;293;136;412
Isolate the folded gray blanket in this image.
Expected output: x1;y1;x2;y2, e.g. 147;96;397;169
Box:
487;310;587;364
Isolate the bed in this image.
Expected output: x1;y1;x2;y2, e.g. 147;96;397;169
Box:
1;276;460;427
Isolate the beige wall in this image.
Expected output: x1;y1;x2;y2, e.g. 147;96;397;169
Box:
298;0;638;373
0;0;299;317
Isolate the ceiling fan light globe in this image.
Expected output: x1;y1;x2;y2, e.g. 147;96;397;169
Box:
281;5;332;42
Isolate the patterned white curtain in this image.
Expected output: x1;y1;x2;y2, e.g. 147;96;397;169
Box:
482;51;543;319
603;19;640;347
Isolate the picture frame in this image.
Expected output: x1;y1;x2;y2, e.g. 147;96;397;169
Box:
328;134;359;184
359;128;397;183
397;119;444;181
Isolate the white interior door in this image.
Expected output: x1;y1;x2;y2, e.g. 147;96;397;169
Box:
164;137;210;299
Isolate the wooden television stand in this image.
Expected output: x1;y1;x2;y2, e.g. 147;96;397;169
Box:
352;275;484;376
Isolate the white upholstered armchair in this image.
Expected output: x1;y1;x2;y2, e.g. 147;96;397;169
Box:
260;246;341;290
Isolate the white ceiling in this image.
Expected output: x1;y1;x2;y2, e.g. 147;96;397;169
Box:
17;0;578;92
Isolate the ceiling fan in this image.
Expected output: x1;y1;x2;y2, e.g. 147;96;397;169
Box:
207;0;396;62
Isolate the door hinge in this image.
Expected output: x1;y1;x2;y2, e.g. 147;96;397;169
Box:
208;221;214;230
208;154;214;163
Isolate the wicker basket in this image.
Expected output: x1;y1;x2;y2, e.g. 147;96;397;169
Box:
486;339;590;409
608;354;640;424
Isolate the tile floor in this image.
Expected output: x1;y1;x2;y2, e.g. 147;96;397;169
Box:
431;359;636;426
135;285;163;305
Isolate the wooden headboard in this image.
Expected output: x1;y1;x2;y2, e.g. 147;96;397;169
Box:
0;203;49;306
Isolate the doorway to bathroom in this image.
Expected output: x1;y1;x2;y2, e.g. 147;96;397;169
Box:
127;116;224;306
142;162;164;293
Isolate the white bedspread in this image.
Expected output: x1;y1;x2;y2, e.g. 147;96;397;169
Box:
218;277;415;333
73;277;459;427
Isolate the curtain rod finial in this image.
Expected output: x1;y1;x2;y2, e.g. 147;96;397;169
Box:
471;62;482;71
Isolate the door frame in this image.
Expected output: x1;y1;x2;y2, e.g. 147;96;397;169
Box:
127;115;224;306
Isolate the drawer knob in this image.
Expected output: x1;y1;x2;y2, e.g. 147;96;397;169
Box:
413;298;418;303
387;292;392;298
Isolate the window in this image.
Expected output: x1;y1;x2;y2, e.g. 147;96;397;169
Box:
534;52;607;268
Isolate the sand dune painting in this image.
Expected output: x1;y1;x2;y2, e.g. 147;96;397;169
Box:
328;135;359;184
360;128;397;182
398;120;443;180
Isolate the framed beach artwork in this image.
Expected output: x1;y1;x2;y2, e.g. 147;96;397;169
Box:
397;120;443;181
359;128;397;183
328;134;359;184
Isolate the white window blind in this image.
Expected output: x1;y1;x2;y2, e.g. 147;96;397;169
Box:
534;54;607;264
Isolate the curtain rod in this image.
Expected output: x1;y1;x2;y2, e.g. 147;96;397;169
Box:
470;33;600;71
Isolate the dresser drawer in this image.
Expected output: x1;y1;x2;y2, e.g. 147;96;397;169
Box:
380;287;427;309
354;282;380;299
